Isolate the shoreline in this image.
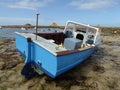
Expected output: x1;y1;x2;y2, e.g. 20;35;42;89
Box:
0;26;120;35
0;25;65;29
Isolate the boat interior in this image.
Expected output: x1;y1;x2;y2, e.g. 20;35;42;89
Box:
34;30;96;51
35;32;65;44
34;21;102;51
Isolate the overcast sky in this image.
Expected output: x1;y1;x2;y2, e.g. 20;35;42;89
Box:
0;0;120;26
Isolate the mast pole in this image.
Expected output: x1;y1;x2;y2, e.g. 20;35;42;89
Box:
36;13;39;40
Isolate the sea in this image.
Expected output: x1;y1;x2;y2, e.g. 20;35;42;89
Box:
0;28;63;38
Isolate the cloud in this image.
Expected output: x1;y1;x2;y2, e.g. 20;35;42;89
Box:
0;17;34;21
69;0;118;10
2;0;54;10
0;16;52;25
0;17;35;25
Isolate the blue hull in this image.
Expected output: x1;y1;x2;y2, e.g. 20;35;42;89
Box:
16;34;96;78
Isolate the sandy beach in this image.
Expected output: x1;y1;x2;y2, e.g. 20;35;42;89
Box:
0;33;120;90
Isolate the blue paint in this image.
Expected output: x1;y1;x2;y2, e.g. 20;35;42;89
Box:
31;61;56;78
16;33;96;78
30;41;57;76
16;49;26;58
56;47;95;76
15;34;28;57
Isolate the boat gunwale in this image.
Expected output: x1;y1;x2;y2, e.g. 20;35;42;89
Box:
56;45;95;56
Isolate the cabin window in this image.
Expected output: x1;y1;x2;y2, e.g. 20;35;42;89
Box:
76;34;84;40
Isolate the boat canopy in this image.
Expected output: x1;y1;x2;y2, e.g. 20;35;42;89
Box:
64;21;99;31
63;21;101;44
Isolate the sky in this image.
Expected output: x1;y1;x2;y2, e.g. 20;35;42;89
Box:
0;0;120;26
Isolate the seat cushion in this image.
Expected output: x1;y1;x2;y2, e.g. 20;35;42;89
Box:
64;38;82;50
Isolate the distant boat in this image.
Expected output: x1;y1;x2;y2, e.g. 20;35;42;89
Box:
16;21;102;79
34;26;36;29
0;26;2;29
21;27;27;30
41;29;46;32
48;28;51;31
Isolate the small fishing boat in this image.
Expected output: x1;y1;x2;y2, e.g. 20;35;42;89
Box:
0;26;2;29
34;26;36;30
21;27;27;30
15;21;102;79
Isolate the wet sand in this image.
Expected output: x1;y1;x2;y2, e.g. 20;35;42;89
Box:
0;34;120;90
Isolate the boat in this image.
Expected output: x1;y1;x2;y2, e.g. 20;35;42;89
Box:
0;26;2;29
34;26;37;30
15;21;102;79
21;27;27;30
